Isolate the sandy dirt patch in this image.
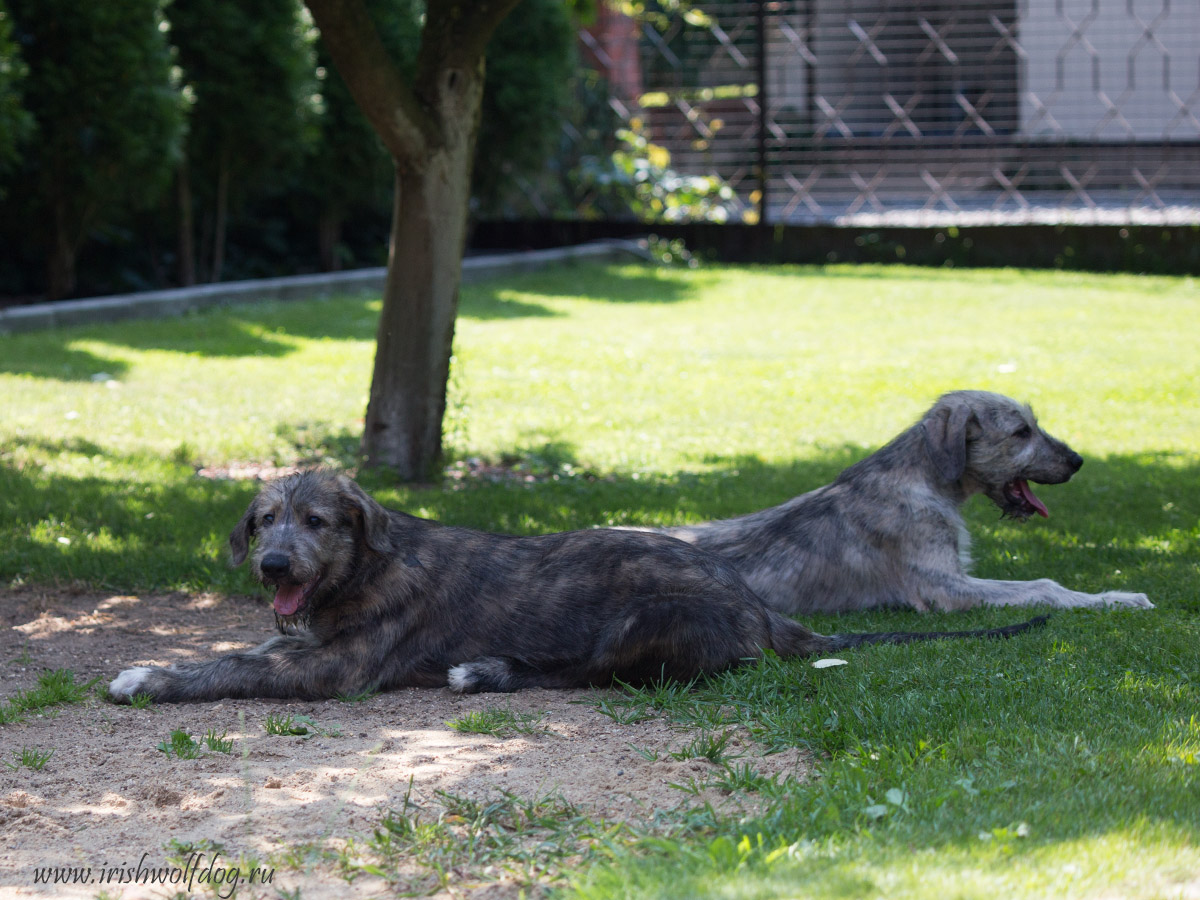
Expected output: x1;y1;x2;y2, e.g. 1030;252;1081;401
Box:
0;586;810;898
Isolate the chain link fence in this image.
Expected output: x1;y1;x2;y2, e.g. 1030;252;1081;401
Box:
567;0;1200;226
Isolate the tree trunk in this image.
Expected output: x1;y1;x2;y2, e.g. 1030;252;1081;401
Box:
177;161;196;287
211;144;231;282
303;0;521;481
47;196;78;300
317;207;343;272
361;72;481;481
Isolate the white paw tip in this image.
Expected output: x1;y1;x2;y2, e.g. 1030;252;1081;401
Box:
109;666;153;699
446;664;471;693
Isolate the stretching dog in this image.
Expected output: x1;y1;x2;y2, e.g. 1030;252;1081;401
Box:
109;470;1046;702
652;391;1152;615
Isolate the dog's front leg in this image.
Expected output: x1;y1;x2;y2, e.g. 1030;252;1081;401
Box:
108;635;372;703
946;576;1153;610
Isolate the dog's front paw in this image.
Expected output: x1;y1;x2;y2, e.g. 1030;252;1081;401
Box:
108;666;157;702
1100;591;1154;610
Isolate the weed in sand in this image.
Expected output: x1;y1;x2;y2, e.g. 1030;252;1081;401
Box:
5;746;54;771
591;695;658;725
628;744;662;762
446;707;550;738
263;713;305;736
0;669;98;724
202;728;234;754
669;730;735;764
157;729;205;759
264;713;340;739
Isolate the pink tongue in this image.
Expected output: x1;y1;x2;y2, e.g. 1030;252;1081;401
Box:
274;583;304;616
1017;479;1049;518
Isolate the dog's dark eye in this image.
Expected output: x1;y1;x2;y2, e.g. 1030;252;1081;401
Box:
307;515;323;527
1013;425;1033;439
262;513;275;525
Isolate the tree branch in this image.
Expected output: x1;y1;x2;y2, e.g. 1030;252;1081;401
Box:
304;0;439;166
418;0;526;76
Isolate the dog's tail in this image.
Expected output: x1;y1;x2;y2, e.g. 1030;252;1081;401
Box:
772;614;1050;657
822;614;1051;651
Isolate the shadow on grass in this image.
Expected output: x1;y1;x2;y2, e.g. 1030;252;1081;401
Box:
458;265;698;319
0;262;708;379
563;266;695;304
0;340;133;381
0;263;698;379
0;298;385;379
458;286;562;320
3;446;1196;615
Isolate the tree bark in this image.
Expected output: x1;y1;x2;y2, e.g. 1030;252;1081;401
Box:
361;68;481;479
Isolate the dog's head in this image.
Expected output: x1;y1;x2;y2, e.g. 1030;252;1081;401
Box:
920;390;1084;519
229;470;391;629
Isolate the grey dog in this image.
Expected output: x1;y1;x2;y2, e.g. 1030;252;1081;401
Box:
108;469;1047;703
652;391;1152;615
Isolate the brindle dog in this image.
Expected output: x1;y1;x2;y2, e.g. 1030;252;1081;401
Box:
109;470;1047;703
649;391;1153;615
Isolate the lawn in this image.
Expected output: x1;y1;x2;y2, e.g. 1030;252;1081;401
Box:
1;262;1198;898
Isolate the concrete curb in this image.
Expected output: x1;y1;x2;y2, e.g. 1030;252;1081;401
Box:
0;240;647;336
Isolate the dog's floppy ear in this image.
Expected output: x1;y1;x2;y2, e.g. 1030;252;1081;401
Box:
229;495;259;567
338;476;392;554
921;398;974;482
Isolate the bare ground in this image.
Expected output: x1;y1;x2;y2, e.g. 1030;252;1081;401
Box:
0;586;810;899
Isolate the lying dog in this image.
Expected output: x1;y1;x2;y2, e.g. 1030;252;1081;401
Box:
650;390;1151;615
109;470;1046;702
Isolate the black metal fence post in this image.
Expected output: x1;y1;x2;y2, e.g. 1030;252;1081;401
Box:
755;0;769;228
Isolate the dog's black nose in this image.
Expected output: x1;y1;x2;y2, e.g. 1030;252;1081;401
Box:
1068;451;1084;472
259;552;291;579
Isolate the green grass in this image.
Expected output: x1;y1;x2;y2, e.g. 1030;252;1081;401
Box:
5;746;55;771
156;728;206;759
446;706;551;738
202;728;234;754
2;262;1199;897
0;669;98;724
263;713;340;739
263;713;310;736
150;727;233;762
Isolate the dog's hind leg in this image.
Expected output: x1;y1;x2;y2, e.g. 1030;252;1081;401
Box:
447;656;593;693
446;591;787;692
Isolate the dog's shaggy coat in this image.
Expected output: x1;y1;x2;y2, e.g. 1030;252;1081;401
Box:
653;391;1152;615
109;470;1046;702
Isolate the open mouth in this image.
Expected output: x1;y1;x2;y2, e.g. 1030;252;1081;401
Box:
272;575;322;617
1002;478;1049;519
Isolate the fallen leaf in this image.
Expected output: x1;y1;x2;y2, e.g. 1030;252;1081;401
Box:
811;658;848;669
